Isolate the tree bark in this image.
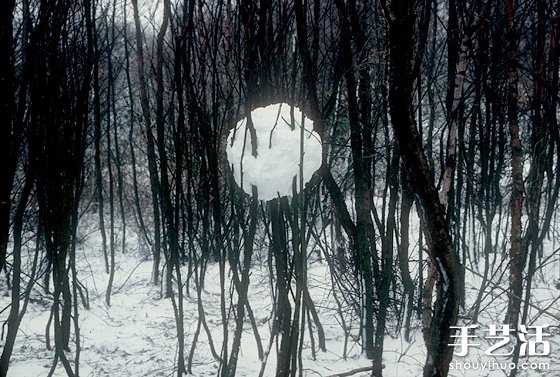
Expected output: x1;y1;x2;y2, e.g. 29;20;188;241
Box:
334;0;376;358
130;0;163;285
387;1;462;375
0;172;33;375
503;0;525;331
0;0;17;275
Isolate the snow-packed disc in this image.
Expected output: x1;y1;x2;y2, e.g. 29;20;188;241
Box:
226;103;322;201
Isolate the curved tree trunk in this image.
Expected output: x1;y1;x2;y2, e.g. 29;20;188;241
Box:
387;1;462;375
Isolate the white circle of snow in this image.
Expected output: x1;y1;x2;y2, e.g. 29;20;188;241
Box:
226;103;322;201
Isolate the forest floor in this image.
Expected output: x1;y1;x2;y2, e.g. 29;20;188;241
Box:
1;218;560;376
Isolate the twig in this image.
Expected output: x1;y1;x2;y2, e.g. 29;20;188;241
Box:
465;265;560;321
113;253;151;295
326;364;383;377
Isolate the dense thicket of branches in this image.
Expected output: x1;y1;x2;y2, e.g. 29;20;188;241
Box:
1;0;559;376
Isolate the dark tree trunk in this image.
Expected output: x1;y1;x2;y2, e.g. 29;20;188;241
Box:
0;0;18;275
226;188;259;377
131;0;163;286
399;170;415;341
387;1;462;375
372;146;399;376
334;0;376;358
91;2;109;275
504;0;525;330
0;172;33;376
271;198;292;377
27;3;91;375
105;1;117;305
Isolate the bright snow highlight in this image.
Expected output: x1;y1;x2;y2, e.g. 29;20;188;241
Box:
226;103;322;201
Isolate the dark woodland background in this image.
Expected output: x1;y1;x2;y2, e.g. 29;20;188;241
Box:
0;0;559;376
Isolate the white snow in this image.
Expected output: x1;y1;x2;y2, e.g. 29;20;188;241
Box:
1;209;560;376
226;103;322;201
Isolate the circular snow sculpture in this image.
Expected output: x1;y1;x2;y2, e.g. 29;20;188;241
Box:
226;103;322;201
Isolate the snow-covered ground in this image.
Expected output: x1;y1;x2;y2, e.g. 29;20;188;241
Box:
0;225;381;377
2;221;559;376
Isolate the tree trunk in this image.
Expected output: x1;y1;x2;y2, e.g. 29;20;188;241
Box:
334;0;376;358
0;172;33;375
503;0;525;330
226;188;259;377
271;198;292;377
387;1;462;375
0;0;17;275
130;0;162;285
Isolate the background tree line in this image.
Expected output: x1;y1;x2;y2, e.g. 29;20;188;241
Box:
0;0;559;376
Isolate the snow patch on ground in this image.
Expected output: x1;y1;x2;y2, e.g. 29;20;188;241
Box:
1;214;560;376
